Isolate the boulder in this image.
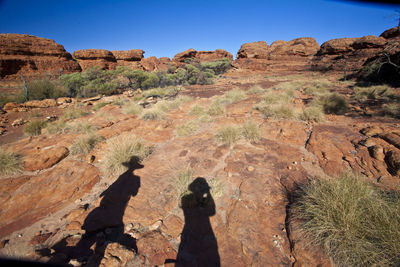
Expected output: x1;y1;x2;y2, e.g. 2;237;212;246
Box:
380;27;400;39
318;38;358;55
21;146;69;171
136;231;177;266
72;49;116;71
352;35;387;49
112;49;144;61
172;48;197;63
0;34;81;79
269;37;319;57
140;56;172;71
24;99;57;108
236;41;269;59
0;159;99;238
195;49;233;62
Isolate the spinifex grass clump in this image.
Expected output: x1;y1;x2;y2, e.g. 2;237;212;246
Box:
0;149;21;176
216;125;241;145
103;134;151;176
70;134;102;155
240;120;261;142
23;120;47;136
290;172;400;266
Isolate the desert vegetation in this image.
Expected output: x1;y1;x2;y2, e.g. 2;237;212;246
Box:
0;149;21;176
290;172;400;266
70;133;102;155
102;134;151;176
23;119;47;136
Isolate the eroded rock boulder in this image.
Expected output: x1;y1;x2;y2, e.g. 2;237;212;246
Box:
195;49;233;62
0;34;81;79
140;56;172;71
237;41;269;59
172;48;197;63
72;49;116;71
112;49;144;70
0;159;99;238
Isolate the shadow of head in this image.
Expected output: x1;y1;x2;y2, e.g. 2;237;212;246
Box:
181;177;214;209
122;156;144;171
189;177;211;195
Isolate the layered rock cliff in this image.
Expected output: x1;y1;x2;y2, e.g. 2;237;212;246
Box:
0;34;81;79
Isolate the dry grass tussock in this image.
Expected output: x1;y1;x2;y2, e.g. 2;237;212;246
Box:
23;120;47;136
176;120;198;137
240;120;261;142
70;134;102;155
103;134;151;176
290;172;400;266
216;125;241;145
223;88;246;104
122;101;143;116
174;167;224;200
0;149;21;176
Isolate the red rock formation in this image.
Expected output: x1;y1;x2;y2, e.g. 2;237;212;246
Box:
112;49;144;70
195;49;233;62
172;48;232;65
235;38;319;71
312;35;387;73
0;34;81;79
236;41;269;59
140;56;172;71
172;48;197;63
380;26;400;39
72;49;116;71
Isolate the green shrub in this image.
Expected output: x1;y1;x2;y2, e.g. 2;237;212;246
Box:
23;120;47;136
240;121;261;142
70;134;102;155
216;125;240;145
176;121;198;136
300;105;325;122
103;134;151;176
200;58;231;75
291;172;400;266
0;91;26;107
0;149;21;176
27;79;68;100
319;93;348;114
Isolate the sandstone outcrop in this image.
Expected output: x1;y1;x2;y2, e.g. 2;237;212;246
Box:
312;35;388;73
235;38;319;71
0;34;81;79
380;26;400;39
72;49;117;71
172;48;233;64
0;159;99;238
112;49;144;70
140;56;172;71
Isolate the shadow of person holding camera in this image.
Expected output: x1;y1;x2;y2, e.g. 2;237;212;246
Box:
48;157;143;267
175;177;220;267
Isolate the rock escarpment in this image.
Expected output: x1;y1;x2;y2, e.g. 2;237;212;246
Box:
235;38;320;71
311;35;388;73
172;48;233;64
72;49;117;71
0;34;81;79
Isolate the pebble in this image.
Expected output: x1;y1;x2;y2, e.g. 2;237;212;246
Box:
247;166;255;172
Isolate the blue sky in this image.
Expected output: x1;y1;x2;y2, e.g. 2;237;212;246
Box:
0;0;398;58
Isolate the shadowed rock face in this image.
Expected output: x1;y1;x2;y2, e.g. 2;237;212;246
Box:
172;48;233;64
0;33;81;78
72;49;117;71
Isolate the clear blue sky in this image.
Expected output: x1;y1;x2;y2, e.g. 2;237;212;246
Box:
0;0;398;59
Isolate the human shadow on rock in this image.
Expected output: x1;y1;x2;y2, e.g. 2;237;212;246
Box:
47;157;143;267
175;177;220;267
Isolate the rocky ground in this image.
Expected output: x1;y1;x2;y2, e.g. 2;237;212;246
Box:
0;68;399;267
